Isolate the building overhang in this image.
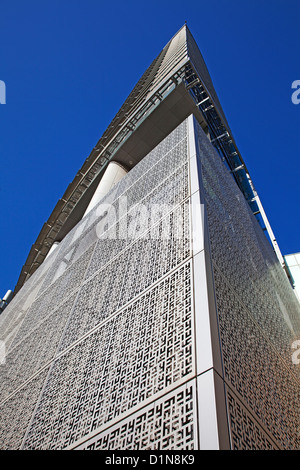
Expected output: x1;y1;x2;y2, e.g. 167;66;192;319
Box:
14;81;206;294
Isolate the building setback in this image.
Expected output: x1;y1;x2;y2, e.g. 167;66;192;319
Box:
0;25;299;450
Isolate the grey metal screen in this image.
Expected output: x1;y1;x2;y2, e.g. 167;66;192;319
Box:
197;120;300;450
0;119;198;450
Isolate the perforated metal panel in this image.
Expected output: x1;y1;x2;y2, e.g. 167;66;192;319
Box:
0;367;50;450
196;120;300;450
0;119;202;450
23;263;194;450
1;116;299;450
74;380;197;450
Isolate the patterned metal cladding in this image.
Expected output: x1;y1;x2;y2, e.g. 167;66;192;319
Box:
196;120;300;450
1;114;299;450
0;120;197;450
74;381;197;450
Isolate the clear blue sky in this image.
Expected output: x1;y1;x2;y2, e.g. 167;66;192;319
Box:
0;0;299;295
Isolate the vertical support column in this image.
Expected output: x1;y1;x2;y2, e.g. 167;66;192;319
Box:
83;162;128;217
188;114;230;450
45;241;60;260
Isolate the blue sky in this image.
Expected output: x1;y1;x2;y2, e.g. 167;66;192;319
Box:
0;0;299;296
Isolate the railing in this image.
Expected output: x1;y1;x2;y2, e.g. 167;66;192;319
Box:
184;63;288;276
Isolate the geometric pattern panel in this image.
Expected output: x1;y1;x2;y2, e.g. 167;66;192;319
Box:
226;389;278;450
196;120;300;449
0;293;77;404
73;380;197;450
58;205;191;352
0;118;199;450
0;367;50;450
213;265;299;450
22;262;194;450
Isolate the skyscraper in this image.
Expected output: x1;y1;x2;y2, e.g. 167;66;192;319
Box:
0;25;299;450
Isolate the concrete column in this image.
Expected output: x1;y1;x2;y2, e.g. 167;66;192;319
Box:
83;162;128;217
45;241;60;260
